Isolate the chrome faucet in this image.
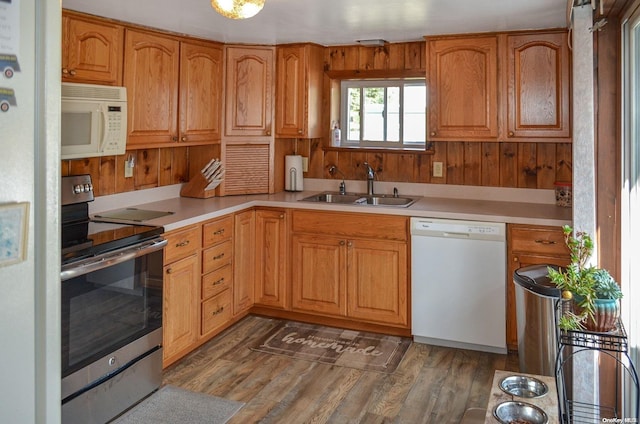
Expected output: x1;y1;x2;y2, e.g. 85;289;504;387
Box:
328;165;347;195
363;162;375;195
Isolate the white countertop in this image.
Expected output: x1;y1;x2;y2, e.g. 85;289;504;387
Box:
89;181;572;232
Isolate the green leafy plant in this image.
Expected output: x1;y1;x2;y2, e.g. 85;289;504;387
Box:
547;225;622;330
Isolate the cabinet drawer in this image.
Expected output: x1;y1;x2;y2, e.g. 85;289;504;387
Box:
201;289;232;336
509;225;569;256
164;225;201;264
202;216;233;248
292;210;408;241
202;240;232;274
202;264;232;300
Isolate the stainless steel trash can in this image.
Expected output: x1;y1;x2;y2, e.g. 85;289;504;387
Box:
513;264;562;377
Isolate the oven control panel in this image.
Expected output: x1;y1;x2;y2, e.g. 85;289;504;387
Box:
62;174;94;206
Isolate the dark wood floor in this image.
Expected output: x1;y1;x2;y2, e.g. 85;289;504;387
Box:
163;315;519;423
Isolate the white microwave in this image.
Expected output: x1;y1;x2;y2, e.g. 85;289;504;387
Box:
61;82;127;160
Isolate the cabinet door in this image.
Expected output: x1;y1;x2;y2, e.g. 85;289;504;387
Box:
124;30;180;146
275;44;323;138
233;210;255;315
291;234;346;316
506;32;570;140
62;13;123;85
427;36;499;140
225;46;274;138
255;209;288;309
163;253;199;365
347;239;408;326
179;41;223;143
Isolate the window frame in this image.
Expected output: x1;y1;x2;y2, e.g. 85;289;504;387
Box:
338;78;426;149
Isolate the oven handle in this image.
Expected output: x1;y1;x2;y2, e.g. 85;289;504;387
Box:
60;238;168;281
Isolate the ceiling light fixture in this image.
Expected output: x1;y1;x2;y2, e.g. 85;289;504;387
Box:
210;0;265;19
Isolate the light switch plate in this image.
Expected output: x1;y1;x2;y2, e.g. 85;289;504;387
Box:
433;161;443;178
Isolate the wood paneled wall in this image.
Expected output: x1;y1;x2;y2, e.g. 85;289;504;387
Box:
63;41;572;196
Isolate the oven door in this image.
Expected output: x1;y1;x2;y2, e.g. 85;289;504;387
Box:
61;238;166;402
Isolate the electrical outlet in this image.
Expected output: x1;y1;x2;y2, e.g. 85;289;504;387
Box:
124;155;135;178
433;161;443;178
302;156;309;172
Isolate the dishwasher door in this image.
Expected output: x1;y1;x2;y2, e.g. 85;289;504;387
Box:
410;218;507;353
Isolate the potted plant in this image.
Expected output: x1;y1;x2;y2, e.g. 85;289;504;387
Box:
547;225;623;332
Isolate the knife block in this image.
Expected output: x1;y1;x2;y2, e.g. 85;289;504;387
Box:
180;173;221;199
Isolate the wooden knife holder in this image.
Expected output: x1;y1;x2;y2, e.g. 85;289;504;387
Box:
180;173;220;199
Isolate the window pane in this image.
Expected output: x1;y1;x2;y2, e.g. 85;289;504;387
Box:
347;87;360;141
387;87;400;142
363;87;385;141
403;84;426;143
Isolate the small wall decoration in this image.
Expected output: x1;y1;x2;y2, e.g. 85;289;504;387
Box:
0;201;29;266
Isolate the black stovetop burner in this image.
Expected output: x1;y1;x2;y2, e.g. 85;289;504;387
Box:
61;175;164;266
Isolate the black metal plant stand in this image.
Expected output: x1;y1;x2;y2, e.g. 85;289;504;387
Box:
555;315;639;423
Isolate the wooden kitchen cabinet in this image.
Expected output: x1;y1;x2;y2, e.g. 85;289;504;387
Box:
275;44;324;138
162;225;201;367
62;11;124;85
225;45;275;138
201;215;234;338
506;224;570;351
427;35;499;140
254;209;289;309
124;30;223;147
290;210;409;327
233;210;256;315
506;31;571;140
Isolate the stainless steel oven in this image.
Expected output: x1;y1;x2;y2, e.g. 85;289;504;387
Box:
61;175;166;424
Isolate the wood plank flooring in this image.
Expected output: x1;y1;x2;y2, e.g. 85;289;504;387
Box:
162;315;519;423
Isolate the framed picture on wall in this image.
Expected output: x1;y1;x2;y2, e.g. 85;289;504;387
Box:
0;202;29;267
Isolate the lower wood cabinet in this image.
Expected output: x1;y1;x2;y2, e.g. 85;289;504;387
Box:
290;210;409;327
233;210;255;315
506;224;570;351
162;225;201;367
254;208;288;309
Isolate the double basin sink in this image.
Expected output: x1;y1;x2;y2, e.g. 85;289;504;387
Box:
300;191;417;208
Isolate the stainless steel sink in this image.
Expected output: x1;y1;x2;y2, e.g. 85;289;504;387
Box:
299;192;417;208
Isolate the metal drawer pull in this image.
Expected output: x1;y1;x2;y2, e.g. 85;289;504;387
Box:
212;306;225;316
213;229;225;235
212;277;225;286
213;253;225;260
534;239;557;245
176;240;190;247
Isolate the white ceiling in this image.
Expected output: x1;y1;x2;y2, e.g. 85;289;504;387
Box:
61;0;568;46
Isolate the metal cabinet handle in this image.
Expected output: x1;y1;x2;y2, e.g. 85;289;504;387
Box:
62;68;69;75
279;214;284;219
212;306;225;316
213;253;225;260
166;268;173;274
347;241;353;247
69;69;77;76
181;136;187;142
508;131;515;137
534;240;557;245
339;240;345;246
176;240;190;248
430;131;436;137
172;136;178;142
513;257;519;262
297;129;303;134
213;229;225;235
212;277;225;286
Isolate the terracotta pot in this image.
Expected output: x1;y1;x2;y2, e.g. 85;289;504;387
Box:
582;298;620;333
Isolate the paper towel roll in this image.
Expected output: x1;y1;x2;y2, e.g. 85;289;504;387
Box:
285;155;304;191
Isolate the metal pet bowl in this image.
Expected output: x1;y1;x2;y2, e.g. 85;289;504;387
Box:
499;375;548;398
493;401;548;424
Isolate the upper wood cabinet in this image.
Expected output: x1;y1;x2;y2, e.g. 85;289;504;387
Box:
180;41;224;143
275;44;324;138
124;30;180;147
426;30;571;142
506;31;570;140
427;36;499;140
124;30;223;147
225;45;275;139
61;12;124;85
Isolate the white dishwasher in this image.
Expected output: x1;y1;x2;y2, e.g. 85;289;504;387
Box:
410;217;506;354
